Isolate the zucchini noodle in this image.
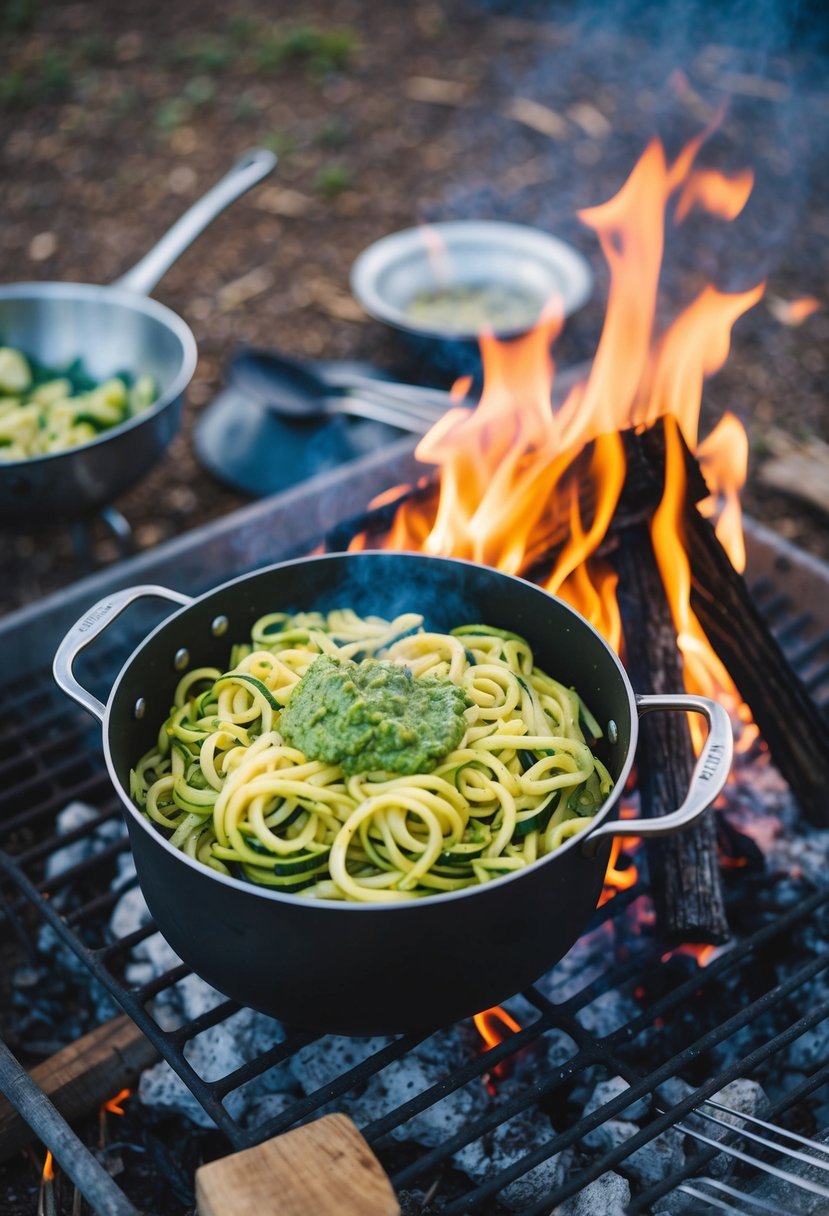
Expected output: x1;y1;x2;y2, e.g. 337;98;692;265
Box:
130;609;614;902
0;344;156;461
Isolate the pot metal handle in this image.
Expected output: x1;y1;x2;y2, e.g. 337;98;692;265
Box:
113;148;277;296
583;692;733;852
53;585;193;722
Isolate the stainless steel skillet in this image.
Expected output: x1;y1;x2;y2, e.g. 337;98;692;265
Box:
0;148;275;525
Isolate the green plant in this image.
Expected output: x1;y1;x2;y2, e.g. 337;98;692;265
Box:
261;129;295;157
38;50;72;98
154;98;191;132
2;0;36;31
254;24;356;78
168;34;233;74
232;90;261;123
226;13;260;46
76;32;109;65
314;163;352;199
182;75;216;107
314;117;351;149
0;69;30;108
108;87;138;121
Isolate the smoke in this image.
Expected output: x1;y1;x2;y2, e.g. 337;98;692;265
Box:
405;0;827;380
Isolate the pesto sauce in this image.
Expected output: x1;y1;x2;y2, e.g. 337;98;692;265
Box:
279;655;469;776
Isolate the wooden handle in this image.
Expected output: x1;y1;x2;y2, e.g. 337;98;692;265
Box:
196;1113;400;1216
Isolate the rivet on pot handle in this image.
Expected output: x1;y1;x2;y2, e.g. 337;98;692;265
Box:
582;693;733;854
53;585;193;722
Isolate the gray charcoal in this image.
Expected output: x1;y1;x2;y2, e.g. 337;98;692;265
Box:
113;872;289;1128
244;1090;300;1126
655;1078;695;1109
788;1026;829;1072
582;1116;639;1153
44;801;126;879
652;1188;698;1215
551;1170;630;1215
360;1045;482;1148
582;1118;685;1189
742;1125;829;1215
453;1107;570;1212
575;987;638;1037
689;1078;768;1179
580;1091;685;1190
584;1074;650;1122
624;1126;685;1189
37;801;127;1003
290;1034;393;1095
139;1004;288;1126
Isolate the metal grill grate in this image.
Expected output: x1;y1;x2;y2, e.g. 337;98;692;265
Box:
2;523;829;1213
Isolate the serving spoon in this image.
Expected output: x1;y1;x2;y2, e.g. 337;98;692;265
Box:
229;347;473;433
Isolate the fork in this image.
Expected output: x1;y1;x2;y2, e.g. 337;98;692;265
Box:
673;1099;829;1214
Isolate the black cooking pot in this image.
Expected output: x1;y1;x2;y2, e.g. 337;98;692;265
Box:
53;552;732;1034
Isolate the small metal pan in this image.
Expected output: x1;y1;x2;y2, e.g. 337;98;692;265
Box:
0;148;276;525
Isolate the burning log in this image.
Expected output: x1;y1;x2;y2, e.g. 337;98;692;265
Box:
615;521;730;944
618;419;829;829
0;1015;157;1164
683;494;829;828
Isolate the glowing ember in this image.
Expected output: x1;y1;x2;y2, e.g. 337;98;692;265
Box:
767;294;821;326
662;942;718;967
102;1087;131;1116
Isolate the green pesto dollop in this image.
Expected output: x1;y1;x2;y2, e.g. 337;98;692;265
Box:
279;654;469;776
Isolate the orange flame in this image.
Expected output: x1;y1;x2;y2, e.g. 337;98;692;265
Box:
473;1005;522;1087
102;1087;131;1116
41;1150;54;1182
474;1004;522;1048
363;134;763;716
599;835;639;905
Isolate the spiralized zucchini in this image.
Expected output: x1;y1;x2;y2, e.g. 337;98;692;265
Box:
130;609;614;903
0;345;156;461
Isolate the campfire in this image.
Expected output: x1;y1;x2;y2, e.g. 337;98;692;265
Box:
2;124;829;1216
342;127;829;944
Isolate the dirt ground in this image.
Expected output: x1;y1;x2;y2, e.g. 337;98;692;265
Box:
1;0;828;622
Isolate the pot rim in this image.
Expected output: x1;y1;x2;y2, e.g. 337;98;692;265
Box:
102;550;639;913
0;281;197;470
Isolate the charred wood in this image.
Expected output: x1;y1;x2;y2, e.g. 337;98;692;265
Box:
684;500;829;827
615;522;731;945
0;1015;158;1164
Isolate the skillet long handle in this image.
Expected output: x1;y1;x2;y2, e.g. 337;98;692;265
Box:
53;585;193;721
113;148;277;297
582;693;733;852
